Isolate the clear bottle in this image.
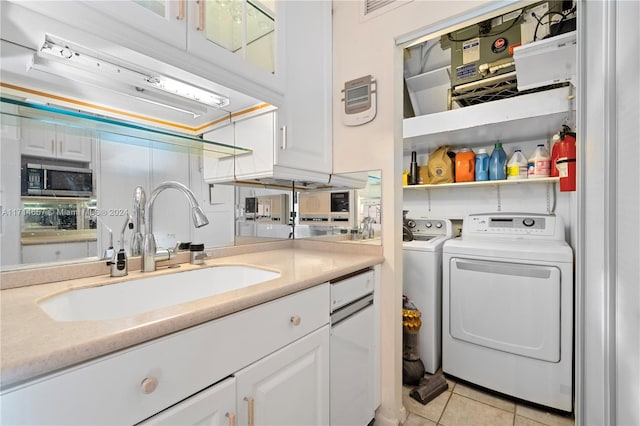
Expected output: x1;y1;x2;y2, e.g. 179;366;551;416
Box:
475;148;489;181
528;144;551;178
507;149;528;180
489;143;507;180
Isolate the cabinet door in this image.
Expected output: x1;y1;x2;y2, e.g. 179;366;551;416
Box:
141;377;236;426
276;1;332;174
20;120;56;159
58;128;93;162
81;0;187;50
236;326;330;426
234;112;275;179
187;0;279;90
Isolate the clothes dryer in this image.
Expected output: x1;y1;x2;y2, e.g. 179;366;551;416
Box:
442;213;573;411
402;218;454;374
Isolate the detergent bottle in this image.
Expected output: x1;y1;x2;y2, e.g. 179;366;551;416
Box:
455;148;475;182
475;149;489;181
507;149;528;180
528;144;551;178
489;143;507;180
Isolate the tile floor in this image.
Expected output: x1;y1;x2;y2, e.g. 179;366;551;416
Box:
402;373;575;426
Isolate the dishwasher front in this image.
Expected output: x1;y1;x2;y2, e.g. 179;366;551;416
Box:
330;269;375;426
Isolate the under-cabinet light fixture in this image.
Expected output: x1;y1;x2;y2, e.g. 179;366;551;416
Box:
36;38;230;109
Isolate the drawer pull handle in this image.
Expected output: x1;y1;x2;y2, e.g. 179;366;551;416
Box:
226;412;236;426
140;377;158;394
290;315;301;326
244;397;255;426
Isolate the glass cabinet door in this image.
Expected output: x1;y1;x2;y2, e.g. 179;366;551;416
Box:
203;0;275;74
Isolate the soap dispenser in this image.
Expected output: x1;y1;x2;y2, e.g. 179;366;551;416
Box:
107;214;134;277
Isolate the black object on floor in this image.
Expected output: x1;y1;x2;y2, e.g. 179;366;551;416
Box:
410;373;449;405
402;358;425;386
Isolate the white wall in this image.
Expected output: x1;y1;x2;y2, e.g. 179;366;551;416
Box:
332;1;495;423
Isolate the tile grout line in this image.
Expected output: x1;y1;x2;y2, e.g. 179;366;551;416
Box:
436;382;455;425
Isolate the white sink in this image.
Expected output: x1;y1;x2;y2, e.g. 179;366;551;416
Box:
39;265;280;321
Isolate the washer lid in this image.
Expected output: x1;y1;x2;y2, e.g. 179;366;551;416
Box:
403;235;452;251
443;237;573;263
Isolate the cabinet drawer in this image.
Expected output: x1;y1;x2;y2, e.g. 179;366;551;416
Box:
0;284;329;425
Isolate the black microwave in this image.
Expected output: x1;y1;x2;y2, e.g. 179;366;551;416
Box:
21;163;93;198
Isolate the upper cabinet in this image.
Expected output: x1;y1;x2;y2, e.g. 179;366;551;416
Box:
276;0;332;175
80;0;278;92
20;120;93;162
4;0;332;180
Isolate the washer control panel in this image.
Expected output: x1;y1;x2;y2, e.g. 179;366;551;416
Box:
406;219;452;241
463;213;564;239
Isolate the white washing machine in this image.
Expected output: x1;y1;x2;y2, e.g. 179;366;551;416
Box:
403;218;454;374
442;213;574;412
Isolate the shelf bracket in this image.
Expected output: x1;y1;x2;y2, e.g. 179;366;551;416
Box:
496;184;502;212
547;182;557;213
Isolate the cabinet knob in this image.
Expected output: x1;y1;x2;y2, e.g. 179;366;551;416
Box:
140;377;158;394
290;315;301;326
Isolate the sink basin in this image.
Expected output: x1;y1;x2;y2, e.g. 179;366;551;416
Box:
39;265;280;321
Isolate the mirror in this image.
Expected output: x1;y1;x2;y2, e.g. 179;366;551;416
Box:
231;171;382;245
0;100;382;270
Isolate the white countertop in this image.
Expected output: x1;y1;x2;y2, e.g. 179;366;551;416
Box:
0;242;383;389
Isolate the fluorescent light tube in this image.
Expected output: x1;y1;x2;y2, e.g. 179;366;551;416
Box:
38;38;230;110
30;55;208;118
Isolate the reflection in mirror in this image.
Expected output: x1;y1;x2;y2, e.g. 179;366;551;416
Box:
295;171;382;244
234;186;293;244
0;102;242;271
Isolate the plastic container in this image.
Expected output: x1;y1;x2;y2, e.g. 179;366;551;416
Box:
455;148;475;182
528;144;551;178
489;143;507;180
507;149;528;180
549;134;561;177
475;149;489;181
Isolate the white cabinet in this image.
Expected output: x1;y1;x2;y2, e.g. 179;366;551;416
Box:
236;326;329;426
81;0;187;50
144;326;329;426
203;102;332;184
203;111;276;183
80;0;278;91
277;0;332;175
0;283;329;425
20;121;93;162
141;377;237;426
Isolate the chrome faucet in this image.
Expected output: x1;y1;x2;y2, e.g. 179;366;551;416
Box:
142;181;209;272
360;216;375;240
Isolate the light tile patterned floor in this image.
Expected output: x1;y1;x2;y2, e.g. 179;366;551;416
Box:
402;374;575;426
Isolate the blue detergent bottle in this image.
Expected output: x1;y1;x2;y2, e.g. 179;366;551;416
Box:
475;148;489;181
489;142;507;180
